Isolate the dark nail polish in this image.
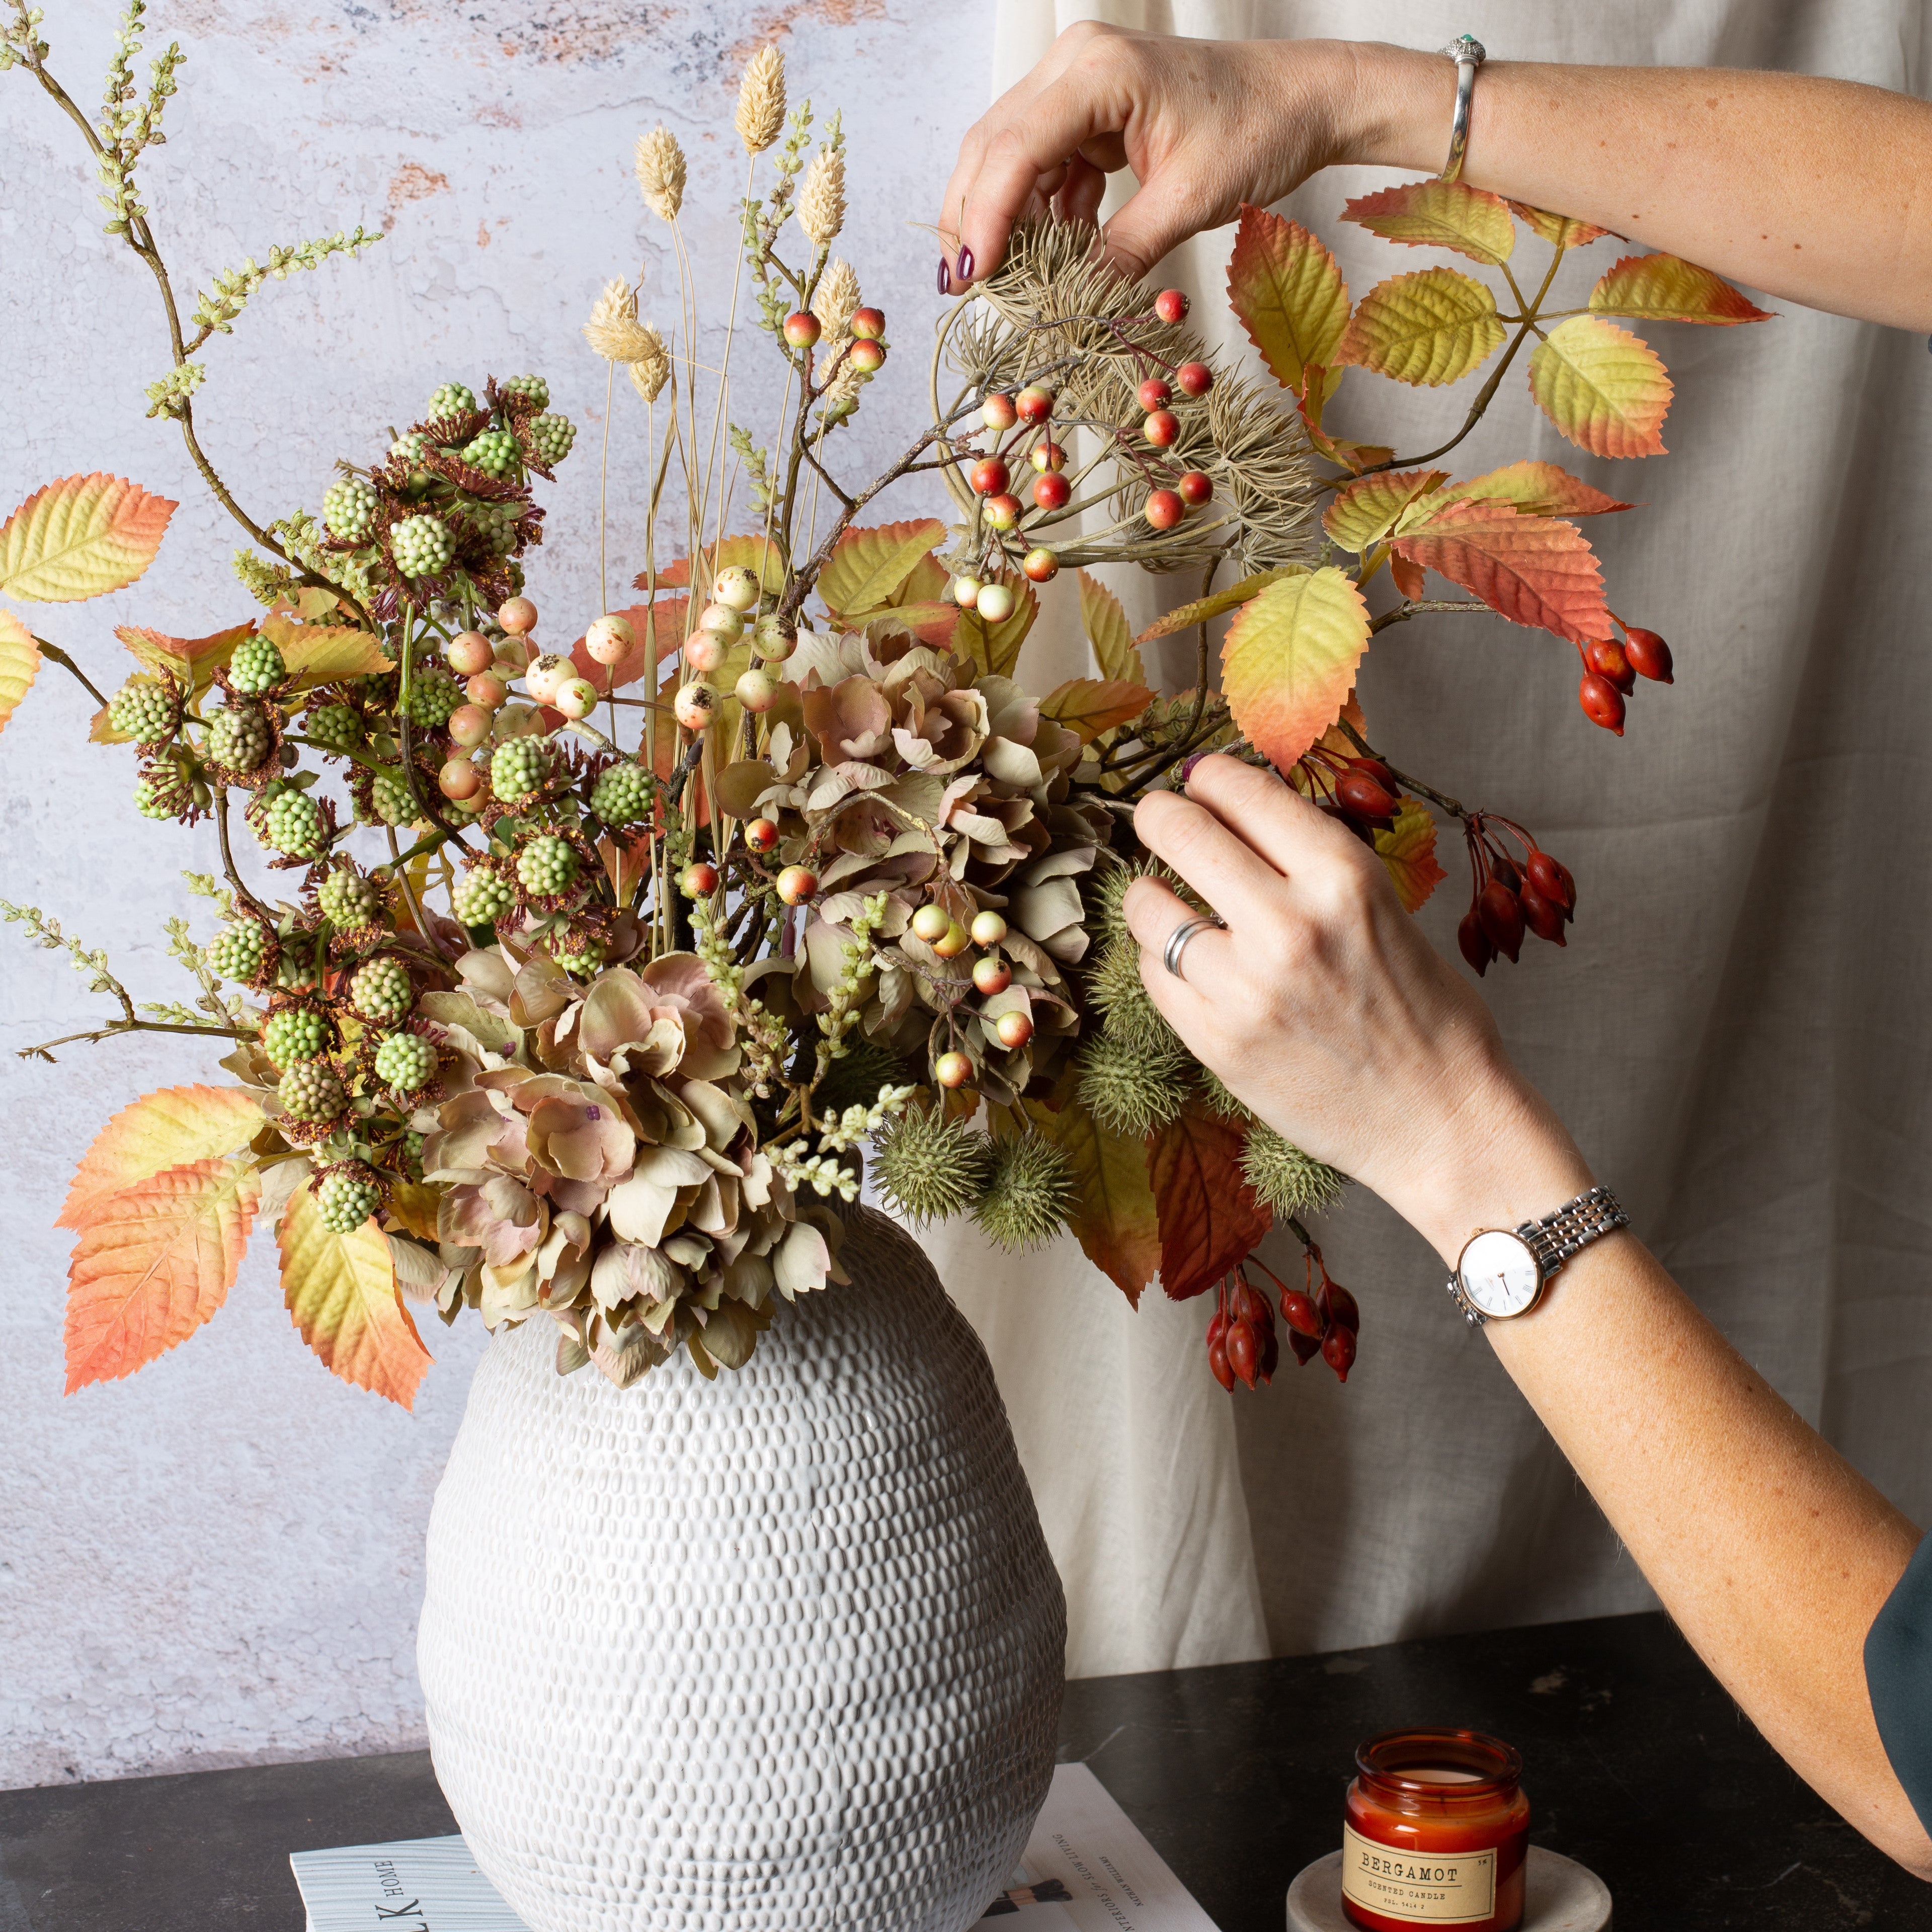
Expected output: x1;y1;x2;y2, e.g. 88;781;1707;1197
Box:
937;256;951;295
957;245;975;281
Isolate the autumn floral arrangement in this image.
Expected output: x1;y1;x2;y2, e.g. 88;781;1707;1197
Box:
2;6;1772;1407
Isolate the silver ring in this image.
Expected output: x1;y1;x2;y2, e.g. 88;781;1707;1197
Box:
1439;34;1487;184
1162;914;1226;980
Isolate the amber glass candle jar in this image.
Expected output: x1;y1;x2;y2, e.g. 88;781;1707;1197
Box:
1341;1728;1530;1931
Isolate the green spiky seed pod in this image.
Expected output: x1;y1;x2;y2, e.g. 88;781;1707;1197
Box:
206;703;272;772
426;381;476;420
871;1105;994;1225
278;1060;347;1122
260;789;325;858
528;412;576;464
1077;1034;1193;1138
390;429;430;464
368;774;415;826
462;428;521;478
373;1031;437;1094
1199;1067;1252;1120
322;477;380;542
815;1038;916;1120
1089;934;1179;1052
391;514;455;579
452;867;515;926
108;676;178;743
263;1007;329;1066
517;834;579;895
305;701;363;752
590;761;652;825
350;956;413;1022
316;1166;382;1232
205;922;268;982
318;867;382;929
1239;1124;1347;1222
502;373;549;410
490;735;552;802
974;1131;1076;1252
229;635;287;694
406;664;462;729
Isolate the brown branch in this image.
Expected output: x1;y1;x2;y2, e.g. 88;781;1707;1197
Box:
18;1016;249;1065
34;637;108;707
1368;599;1492;634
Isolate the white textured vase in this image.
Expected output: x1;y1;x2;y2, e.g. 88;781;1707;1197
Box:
419;1209;1066;1932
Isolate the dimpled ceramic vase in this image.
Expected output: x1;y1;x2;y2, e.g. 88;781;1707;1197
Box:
418;1208;1065;1931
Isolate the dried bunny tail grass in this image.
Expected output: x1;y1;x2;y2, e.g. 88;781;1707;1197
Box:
627;352;670;404
583;278;669;385
796;147;845;246
736;44;786;155
634;124;686;222
812;257;861;337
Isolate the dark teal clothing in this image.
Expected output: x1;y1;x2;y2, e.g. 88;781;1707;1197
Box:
1867;1534;1932;1835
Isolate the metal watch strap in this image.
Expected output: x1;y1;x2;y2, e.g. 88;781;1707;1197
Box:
1445;1184;1628;1325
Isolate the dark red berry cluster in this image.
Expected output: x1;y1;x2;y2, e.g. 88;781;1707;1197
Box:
1300;748;1402;847
1575;618;1674;736
1205;1248;1361;1391
1456;816;1575;976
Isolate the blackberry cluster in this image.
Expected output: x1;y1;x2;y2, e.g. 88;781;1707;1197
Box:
229;635;287;694
391;514;455;579
263;1007;328;1066
350;956;413;1022
490;735;552;802
322;477;380;542
426;381;476;420
108;678;177;743
305;701;363;752
278;1060;347;1122
502;373;549;409
318;868;382;928
462;428;520;478
528;413;576;465
316;1167;381;1233
206;703;271;771
205;922;268;982
406;665;462;729
260;790;325;858
452;867;515;926
373;1031;437;1094
517;835;579;895
590;761;652;825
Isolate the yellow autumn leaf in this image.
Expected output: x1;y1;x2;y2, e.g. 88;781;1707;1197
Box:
1336;268;1505;387
1343;180;1515;266
1374;796;1447;914
1322;469;1451;553
279;1181;433;1408
259;615;391;688
58;1085;268;1230
1135;568;1310;645
116;620;255;698
816;518;946;618
1078;570;1143;685
1219;567;1372;773
1037;677;1155;743
0;607;40;738
64;1157;261;1392
1506;202;1609;251
1225;204;1351;393
1527;314;1674;459
1588;253;1775;326
0;473;177;603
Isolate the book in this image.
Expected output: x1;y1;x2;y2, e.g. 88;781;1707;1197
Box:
290;1760;1219;1931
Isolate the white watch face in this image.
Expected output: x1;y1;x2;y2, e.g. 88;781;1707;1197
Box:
1457;1229;1543;1318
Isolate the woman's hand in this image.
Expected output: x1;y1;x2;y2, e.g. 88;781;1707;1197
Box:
1122;755;1591;1263
936;24;1373;286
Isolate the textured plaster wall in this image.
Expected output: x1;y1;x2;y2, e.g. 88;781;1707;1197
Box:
0;0;991;1788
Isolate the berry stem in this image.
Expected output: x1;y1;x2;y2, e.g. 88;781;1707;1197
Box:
32;636;108;708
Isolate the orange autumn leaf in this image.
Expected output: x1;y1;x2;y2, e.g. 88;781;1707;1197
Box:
1589;253;1775;326
1507;202;1609;251
1225;204;1351;394
1038;677;1155;744
1391;500;1612;646
64;1157;260;1392
58;1084;268;1230
1375;796;1447;913
0;473;176;603
1389;552;1428;601
116;620;256;698
1220;567;1372;773
1527;316;1674;459
643;533;788;596
0;607;40;738
279;1180;433;1408
1024;1098;1162;1307
1147;1103;1272;1302
1342;179;1515;266
1437;460;1633;520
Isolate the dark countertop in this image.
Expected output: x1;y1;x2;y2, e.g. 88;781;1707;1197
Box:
2;1608;1924;1930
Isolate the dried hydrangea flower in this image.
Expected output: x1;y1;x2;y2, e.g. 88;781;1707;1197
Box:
736;45;785;156
633;124;686;222
796;147;845;246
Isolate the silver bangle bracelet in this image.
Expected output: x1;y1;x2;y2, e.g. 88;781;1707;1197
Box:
1439;34;1487;184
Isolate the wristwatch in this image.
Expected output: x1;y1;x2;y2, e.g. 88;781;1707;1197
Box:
1445;1184;1628;1325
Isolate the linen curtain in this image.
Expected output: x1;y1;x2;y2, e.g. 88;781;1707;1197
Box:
928;0;1932;1679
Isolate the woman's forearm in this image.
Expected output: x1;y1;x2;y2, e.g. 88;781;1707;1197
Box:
1338;44;1932;331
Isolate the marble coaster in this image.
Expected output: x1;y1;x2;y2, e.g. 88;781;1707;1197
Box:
1287;1845;1612;1931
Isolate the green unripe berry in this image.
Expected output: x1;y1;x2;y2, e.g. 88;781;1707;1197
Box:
406;664;462;729
206;703;272;772
316;1166;382;1233
322;477;380;543
319;869;382;930
305;701;363;752
426;381;476;420
373;1031;438;1094
547;928;607;978
350;956;413;1023
391;514;455;580
108;677;177;743
229;635;287;694
517;834;579;896
133;774;178;820
462;428;521;478
263;1007;329;1066
527;412;576;465
390;429;429;464
278;1060;347;1122
205;922;268;982
502;373;549;410
368;774;415;826
590;761;652;825
473;500;521;556
452;868;515;926
489;734;552;803
260;789;325;858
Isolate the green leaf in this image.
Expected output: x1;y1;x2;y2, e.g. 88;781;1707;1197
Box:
954;571;1037;680
816;518;946;618
1336;268;1505;387
0;473;176;603
1219;566;1372;772
1225;203;1350;393
1078;570;1143;684
1342;180;1515;266
1136;568;1308;643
